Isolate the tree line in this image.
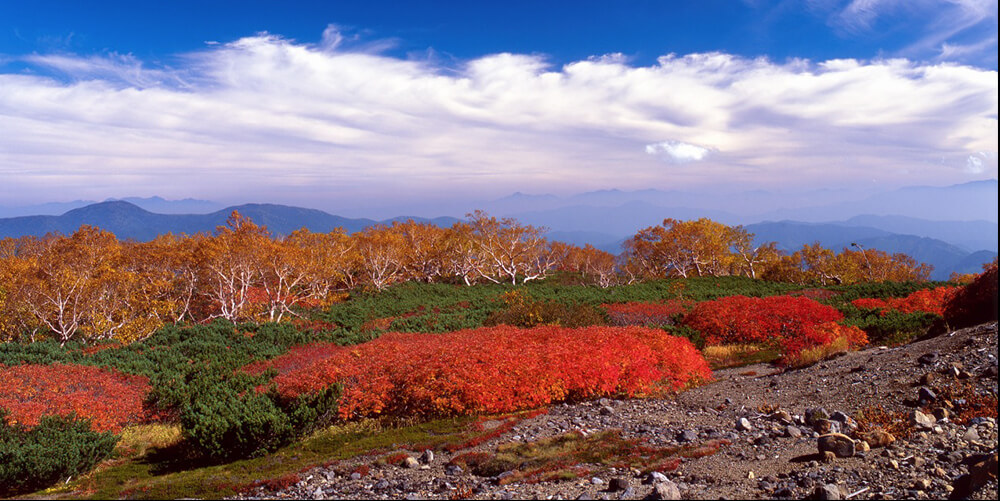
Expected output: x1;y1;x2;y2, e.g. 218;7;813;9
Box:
0;211;931;344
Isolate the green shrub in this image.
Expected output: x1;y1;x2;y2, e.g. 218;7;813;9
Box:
484;290;607;328
840;307;938;346
0;410;118;496
178;374;293;460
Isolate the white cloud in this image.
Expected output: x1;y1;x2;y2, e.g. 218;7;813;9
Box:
645;140;713;163
0;33;996;209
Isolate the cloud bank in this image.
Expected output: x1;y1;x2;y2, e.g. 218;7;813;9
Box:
0;28;997;211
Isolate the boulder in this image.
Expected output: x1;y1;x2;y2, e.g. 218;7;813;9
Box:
818;433;856;458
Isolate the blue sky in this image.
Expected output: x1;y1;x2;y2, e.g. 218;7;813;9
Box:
0;1;997;214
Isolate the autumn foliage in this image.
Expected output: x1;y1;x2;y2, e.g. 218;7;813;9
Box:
943;262;998;329
602;300;693;326
682;295;867;359
851;286;960;316
261;326;712;419
0;363;151;432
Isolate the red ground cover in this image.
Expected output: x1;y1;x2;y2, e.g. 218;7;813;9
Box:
681;295;867;359
602;300;694;326
851;286;959;316
261;325;712;420
0;363;151;432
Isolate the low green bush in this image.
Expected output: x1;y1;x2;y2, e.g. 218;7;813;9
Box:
0;410;118;497
840;307;939;346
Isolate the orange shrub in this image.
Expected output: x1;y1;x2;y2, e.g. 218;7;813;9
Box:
0;363;151;432
851;286;960;316
264;326;712;420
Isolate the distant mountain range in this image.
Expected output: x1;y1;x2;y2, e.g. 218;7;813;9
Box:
1;179;995;280
0;201;458;242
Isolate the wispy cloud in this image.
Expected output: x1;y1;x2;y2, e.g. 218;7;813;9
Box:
0;32;996;210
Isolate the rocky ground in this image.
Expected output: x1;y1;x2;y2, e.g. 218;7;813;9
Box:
239;322;998;500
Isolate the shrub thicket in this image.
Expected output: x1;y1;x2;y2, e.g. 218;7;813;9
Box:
944;262;998;329
0;410;118;497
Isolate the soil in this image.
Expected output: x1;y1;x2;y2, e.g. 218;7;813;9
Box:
240;322;999;500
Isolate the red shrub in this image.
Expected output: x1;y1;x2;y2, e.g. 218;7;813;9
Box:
265;326;712;420
944;263;998;328
242;342;346;376
0;363;151;432
683;295;843;345
682;295;866;359
602;300;693;326
851;286;960;316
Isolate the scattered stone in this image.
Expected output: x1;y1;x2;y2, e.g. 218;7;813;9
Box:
600;406;615;416
736;418;752;432
645;472;669;484
374;479;390;490
821;451;837;463
591;477;605;485
770;410;792;423
608;478;629;492
313;487;324;500
860;430;896;448
813;483;841;500
649;480;681;500
818;433;856;458
350;472;362;481
813;419;839;434
917;352;939;365
857;440;870;452
676;430;698;443
786;426;803;439
805;408;830;425
910;410;936;430
919;372;935;385
420;449;434;464
933;407;950;420
963;427;981;442
918;387;937;403
576;493;594;500
402;456;420;469
911;478;931;491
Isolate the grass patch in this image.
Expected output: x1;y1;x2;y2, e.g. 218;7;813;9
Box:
702;344;781;369
782;336;851;369
115;424;183;459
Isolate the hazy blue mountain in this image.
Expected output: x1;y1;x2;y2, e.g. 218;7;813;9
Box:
745;220;995;280
951;250;999;276
109;196;223;214
0;201;384;240
837;215;997;252
0;199;96;218
745;221;894;251
758;180;998;223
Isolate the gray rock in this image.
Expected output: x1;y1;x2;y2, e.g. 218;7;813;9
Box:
577;493;594;500
592;477;605;485
813;484;841;500
403;456;420;469
609;477;629;492
374;480;390;490
313;487;324;500
648;480;682;500
350;472;362;481
963;427;981;442
818;433;856;458
620;486;636;499
917;352;939;365
601;405;616;416
420;449;434;463
805;408;830;425
646;472;669;484
918;387;937;403
736;417;753;432
786;425;803;439
676;430;698;442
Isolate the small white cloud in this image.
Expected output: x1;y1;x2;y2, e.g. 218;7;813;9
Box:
965;155;984;173
645;140;713;164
